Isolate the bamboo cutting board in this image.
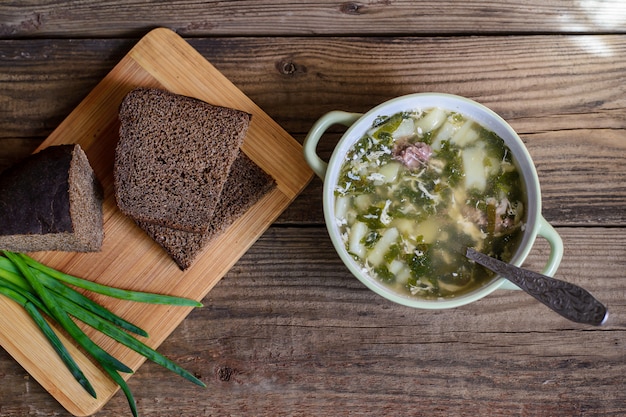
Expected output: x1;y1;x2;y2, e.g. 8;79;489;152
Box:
0;28;313;416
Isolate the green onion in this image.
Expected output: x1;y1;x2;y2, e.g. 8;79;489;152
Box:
0;259;32;292
101;362;138;417
22;254;202;307
4;251;133;374
61;294;205;387
0;257;149;337
39;270;149;337
0;284;97;398
0;251;206;416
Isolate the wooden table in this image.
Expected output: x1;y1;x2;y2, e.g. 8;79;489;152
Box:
1;1;625;416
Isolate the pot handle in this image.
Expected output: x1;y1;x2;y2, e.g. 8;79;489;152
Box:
303;111;362;179
499;215;564;290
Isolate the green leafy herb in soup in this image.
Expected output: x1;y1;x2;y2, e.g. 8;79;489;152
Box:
334;108;525;299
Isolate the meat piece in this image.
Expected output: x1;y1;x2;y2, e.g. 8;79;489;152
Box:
496;199;525;234
462;205;488;229
393;142;432;169
487;197;523;234
461;198;523;237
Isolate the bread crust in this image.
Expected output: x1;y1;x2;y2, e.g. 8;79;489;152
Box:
0;144;104;252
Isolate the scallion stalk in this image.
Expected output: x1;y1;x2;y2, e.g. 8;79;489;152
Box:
39;270;148;337
101;362;138;417
0;258;148;336
60;294;205;387
4;251;133;374
0;250;206;416
0;285;96;398
21;254;202;307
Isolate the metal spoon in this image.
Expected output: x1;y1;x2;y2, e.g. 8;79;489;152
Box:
466;248;608;326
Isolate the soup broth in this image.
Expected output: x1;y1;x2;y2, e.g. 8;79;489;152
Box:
335;108;525;299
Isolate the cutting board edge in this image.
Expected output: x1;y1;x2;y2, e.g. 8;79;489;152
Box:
0;27;314;416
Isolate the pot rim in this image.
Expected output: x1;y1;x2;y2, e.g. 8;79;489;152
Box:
321;92;544;309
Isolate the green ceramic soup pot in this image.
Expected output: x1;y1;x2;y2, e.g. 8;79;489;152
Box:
303;93;563;309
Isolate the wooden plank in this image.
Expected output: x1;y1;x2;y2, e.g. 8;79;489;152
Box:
6;135;623;229
0;138;40;170
1;36;625;225
1;0;624;38
2;35;626;137
0;38;134;138
0;28;312;416
1;225;624;416
294;129;626;227
5;130;625;228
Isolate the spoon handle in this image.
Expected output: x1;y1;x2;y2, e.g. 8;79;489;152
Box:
466;248;608;326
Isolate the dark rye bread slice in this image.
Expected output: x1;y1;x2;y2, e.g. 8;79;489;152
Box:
136;153;275;270
0;144;104;252
114;88;251;233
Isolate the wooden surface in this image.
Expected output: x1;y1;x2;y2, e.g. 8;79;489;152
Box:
0;27;312;416
0;1;625;416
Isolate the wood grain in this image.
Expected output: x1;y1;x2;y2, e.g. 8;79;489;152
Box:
0;28;312;416
1;1;625;416
103;226;626;416
2;35;626;137
1;35;625;226
0;0;623;38
1;226;624;416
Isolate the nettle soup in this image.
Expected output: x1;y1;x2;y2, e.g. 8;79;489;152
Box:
334;108;526;299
